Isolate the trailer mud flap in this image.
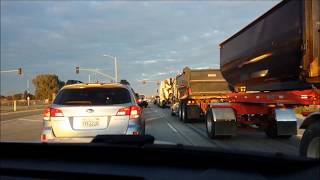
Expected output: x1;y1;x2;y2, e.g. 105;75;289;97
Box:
211;108;237;136
187;105;200;120
274;108;297;136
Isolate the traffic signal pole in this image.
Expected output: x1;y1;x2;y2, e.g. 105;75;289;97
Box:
0;68;23;75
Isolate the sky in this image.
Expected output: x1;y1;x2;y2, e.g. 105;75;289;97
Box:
1;0;280;96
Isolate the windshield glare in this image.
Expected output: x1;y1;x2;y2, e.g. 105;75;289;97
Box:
1;0;319;160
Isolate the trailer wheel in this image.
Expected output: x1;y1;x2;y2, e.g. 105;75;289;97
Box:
206;109;215;138
265;122;277;138
181;104;189;123
300;122;320;158
171;108;175;116
178;105;182;121
265;122;292;139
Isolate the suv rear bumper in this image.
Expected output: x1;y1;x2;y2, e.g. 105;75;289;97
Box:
41;124;143;142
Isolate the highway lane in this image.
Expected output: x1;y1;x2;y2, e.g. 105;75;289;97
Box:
145;104;303;156
0;104;304;156
0;109;44;121
1;113;43;142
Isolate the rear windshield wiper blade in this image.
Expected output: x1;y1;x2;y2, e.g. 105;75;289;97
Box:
91;135;155;146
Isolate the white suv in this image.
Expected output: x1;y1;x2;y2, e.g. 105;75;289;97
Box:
41;83;145;142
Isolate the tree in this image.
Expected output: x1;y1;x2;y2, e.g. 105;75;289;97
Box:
13;93;23;100
23;90;28;99
32;74;64;100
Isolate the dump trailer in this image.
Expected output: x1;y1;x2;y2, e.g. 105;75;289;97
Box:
205;0;319;158
158;78;174;108
175;67;230;123
220;0;319;92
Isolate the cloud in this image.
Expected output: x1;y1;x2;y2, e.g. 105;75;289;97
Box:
170;50;177;54
201;29;220;38
181;35;189;42
202;32;213;38
213;29;219;34
194;66;210;70
165;58;181;62
134;59;158;64
157;72;168;76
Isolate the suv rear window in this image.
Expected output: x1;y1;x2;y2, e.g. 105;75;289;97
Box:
53;88;131;106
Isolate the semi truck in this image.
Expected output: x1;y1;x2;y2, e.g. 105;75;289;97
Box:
172;67;230;123
205;0;319;158
157;78;175;108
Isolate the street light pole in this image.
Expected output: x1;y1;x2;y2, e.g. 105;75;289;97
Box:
103;54;118;82
114;56;118;83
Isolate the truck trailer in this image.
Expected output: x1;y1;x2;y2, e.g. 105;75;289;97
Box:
157;78;175;108
205;0;319;158
173;67;230;123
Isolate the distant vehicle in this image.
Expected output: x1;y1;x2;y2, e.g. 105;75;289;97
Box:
41;83;145;142
173;67;230;123
119;79;130;85
153;96;160;105
137;95;148;108
65;80;83;85
157;78;174;108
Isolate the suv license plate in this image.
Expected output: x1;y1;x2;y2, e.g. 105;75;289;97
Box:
82;119;99;128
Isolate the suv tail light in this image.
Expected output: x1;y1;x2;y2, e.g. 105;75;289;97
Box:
117;105;141;119
43;107;64;118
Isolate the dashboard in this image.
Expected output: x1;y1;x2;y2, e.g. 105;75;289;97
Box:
1;142;319;180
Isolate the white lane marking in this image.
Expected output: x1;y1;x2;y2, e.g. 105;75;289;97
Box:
146;116;163;121
167;122;178;133
18;118;42;122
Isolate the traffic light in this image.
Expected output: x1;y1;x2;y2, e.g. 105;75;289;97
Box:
18;68;22;75
76;67;79;74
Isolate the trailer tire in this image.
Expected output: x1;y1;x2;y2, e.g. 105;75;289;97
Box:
171;108;175;116
265;122;277;138
206;109;215;138
178;105;182;121
182;104;188;123
265;122;292;139
299;122;320;158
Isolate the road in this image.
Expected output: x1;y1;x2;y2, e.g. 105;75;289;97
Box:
1;105;304;156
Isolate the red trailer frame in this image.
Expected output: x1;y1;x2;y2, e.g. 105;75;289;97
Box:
207;88;319;137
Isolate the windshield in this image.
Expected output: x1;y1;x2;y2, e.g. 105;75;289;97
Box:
1;0;319;160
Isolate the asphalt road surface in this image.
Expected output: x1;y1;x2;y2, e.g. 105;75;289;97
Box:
0;105;304;156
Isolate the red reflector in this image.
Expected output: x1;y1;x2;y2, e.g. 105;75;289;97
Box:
133;131;139;135
41;134;47;142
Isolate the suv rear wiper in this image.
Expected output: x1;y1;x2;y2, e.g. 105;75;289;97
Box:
91;135;155;146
